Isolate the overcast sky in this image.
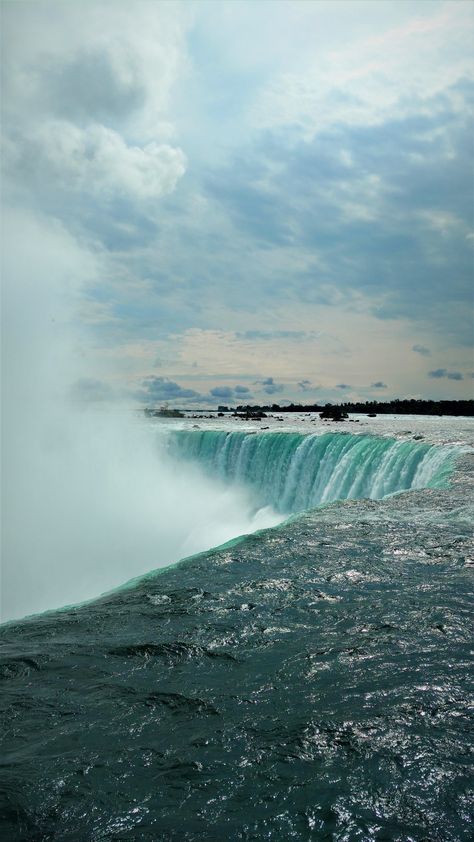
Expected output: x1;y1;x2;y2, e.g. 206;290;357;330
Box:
2;0;473;406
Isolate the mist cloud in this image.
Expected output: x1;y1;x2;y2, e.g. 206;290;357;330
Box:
70;378;116;403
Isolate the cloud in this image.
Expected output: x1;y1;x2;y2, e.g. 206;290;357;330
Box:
7;121;186;203
236;330;309;340
209;386;234;399
298;379;312;391
2;2;187;219
336;383;351;390
136;376;201;403
197;79;473;347
412;344;431;356
2;2;473;404
428;369;464;380
263;383;284;395
371;382;387;389
209;385;252;400
42;46;147;124
254;376;284;395
137;379;255;406
2;1;186;133
253;3;473;137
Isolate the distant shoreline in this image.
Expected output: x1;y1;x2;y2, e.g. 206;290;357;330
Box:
146;399;474;418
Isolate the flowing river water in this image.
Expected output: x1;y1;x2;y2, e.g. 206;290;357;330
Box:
1;415;473;841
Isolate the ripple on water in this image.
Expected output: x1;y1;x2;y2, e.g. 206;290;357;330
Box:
1;453;473;840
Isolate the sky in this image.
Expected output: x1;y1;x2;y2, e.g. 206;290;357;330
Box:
2;0;473;407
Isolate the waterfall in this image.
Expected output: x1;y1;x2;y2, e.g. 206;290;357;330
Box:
168;430;455;513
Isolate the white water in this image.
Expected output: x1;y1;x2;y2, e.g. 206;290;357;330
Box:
169;428;456;512
1;211;281;623
2;410;284;623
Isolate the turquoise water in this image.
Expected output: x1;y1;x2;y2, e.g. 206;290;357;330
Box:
169;430;455;511
1;428;472;841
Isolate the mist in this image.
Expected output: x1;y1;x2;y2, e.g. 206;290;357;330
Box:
1;209;282;623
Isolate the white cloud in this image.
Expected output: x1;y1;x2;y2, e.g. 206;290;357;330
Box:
2;1;189;134
7;120;186;202
2;1;188;205
252;3;474;137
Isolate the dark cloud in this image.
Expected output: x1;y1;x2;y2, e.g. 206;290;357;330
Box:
336;383;351;390
210;386;234;398
371;382;387;389
298;379;312;390
254;376;284;395
412;344;431;356
428;369;464;380
189;82;474;347
136;376;202;403
205;174;293;247
42;48;146;124
208;385;252;400
263;384;283;395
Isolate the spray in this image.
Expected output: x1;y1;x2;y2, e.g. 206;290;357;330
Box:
1;209;281;623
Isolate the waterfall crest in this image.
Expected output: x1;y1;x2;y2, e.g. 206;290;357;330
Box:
169;430;454;513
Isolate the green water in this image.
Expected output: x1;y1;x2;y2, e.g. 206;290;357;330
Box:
169;430;455;511
0;434;472;841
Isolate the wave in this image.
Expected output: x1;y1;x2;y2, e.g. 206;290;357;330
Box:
168;430;455;513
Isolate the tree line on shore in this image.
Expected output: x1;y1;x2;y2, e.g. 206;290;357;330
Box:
228;399;474;416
